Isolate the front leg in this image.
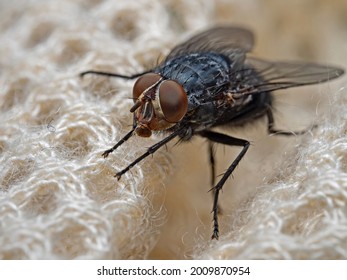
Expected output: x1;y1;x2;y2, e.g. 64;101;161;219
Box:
80;70;150;79
115;127;184;180
102;114;138;158
199;130;250;240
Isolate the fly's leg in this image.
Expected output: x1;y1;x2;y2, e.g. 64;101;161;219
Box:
102;128;135;158
79;70;150;79
208;142;216;187
115;128;183;180
208;143;222;215
199;131;250;240
267;107;316;136
102;114;138;158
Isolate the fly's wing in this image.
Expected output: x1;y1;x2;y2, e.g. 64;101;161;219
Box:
233;57;344;95
165;26;254;65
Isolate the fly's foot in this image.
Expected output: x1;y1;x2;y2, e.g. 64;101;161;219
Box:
211;229;219;240
115;167;129;180
102;149;113;158
114;171;123;181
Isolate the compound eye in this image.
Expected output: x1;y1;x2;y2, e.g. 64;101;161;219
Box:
158;80;188;123
133;73;162;100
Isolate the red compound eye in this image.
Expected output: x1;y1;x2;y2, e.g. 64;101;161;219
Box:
132;73;162;100
158;80;188;123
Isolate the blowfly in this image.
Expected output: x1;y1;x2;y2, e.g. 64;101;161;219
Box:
80;27;344;239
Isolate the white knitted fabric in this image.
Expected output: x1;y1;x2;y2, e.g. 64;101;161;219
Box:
0;0;346;259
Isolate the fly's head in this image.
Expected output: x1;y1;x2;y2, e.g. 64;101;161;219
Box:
130;73;188;137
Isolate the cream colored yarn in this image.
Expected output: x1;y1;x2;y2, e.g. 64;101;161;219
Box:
0;0;346;259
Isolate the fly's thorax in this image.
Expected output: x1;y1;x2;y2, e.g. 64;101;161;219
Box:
131;73;188;137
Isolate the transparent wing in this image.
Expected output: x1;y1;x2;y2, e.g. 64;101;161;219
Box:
165;26;254;62
233;57;344;95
